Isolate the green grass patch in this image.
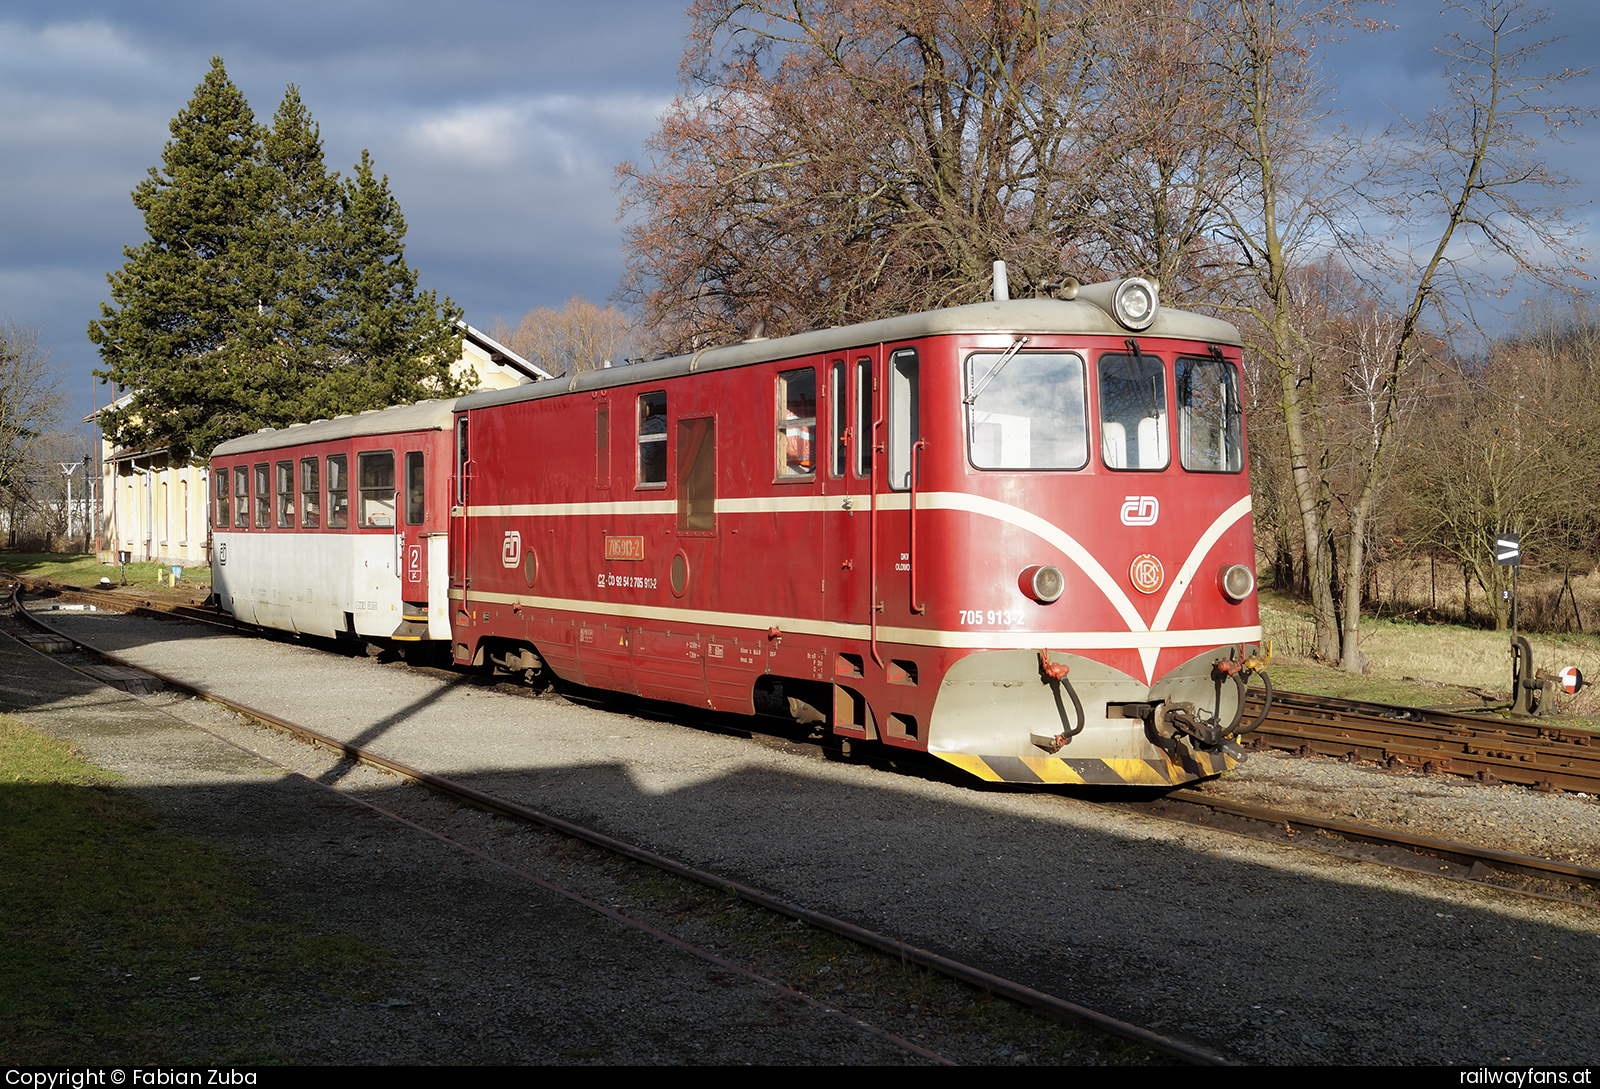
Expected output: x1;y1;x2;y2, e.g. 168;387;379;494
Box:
0;551;211;595
0;714;395;1064
1257;590;1600;728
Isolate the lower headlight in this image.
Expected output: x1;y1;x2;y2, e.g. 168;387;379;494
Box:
1220;563;1255;601
1019;564;1065;604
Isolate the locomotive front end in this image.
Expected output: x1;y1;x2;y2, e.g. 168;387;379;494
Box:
919;285;1268;786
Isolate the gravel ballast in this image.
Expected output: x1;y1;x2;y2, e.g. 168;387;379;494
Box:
28;607;1600;1065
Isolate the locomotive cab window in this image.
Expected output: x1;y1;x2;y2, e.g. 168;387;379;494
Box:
637;391;667;487
887;349;919;491
1098;352;1169;471
326;455;348;529
964;351;1087;470
358;451;395;527
856;357;873;478
1177;356;1244;473
776;368;816;479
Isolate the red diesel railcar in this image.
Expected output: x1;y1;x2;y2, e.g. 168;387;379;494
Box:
446;278;1269;786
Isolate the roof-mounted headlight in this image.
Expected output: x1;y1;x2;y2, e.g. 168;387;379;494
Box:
1114;277;1158;331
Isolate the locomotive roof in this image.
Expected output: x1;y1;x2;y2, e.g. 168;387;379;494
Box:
211;398;460;457
456;293;1242;413
208;291;1242;457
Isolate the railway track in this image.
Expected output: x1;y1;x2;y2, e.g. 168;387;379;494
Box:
1244;688;1600;794
5;581;1228;1067
16;576;1600;907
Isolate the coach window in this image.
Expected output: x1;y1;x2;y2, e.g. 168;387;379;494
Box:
406;451;425;525
300;457;320;528
677;417;716;533
1098;352;1169;471
776;368;816;479
1177;356;1244;473
637;392;667;487
596;404;610;488
214;468;230;529
326;455;348;528
964;351;1087;470
887;349;919;491
275;461;295;527
253;464;270;528
234;466;249;528
358;451;395;527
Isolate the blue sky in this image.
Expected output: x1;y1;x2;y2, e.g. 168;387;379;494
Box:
1;1;1594;436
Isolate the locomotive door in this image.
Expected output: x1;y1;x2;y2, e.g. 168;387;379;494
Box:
826;349;879;737
450;414;469;593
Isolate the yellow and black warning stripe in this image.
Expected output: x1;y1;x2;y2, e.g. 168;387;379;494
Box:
935;747;1235;786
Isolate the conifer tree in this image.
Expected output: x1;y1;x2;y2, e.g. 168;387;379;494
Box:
258;84;342;418
89;56;267;460
314;150;467;416
91;60;469;458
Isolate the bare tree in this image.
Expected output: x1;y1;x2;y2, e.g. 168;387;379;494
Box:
1191;0;1368;662
492;297;637;377
1324;0;1594;666
0;320;68;532
618;0;1221;351
1202;0;1590;669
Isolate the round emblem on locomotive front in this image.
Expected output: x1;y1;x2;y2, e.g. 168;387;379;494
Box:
1130;554;1164;594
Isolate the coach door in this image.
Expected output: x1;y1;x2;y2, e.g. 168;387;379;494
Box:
400;449;428;602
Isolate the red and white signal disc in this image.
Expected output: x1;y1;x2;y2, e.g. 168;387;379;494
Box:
1559;666;1583;694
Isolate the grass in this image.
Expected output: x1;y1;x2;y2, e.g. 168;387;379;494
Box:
1256;589;1600;725
0;551;211;597
0;714;392;1064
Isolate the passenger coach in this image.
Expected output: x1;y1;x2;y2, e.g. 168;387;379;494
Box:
210;401;458;645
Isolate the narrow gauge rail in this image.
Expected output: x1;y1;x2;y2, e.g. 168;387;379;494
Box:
17;575;1600;796
1243;689;1600;794
8;586;1231;1067
19;576;1600;912
1118;790;1600;907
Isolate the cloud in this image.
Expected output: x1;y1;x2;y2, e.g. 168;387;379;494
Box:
404;93;669;173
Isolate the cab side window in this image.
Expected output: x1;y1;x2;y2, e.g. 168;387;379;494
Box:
887;349;919;491
776;368;816;479
638;392;667;486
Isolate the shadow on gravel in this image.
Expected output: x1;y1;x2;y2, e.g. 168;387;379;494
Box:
10;614;1600;1067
